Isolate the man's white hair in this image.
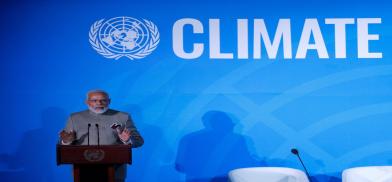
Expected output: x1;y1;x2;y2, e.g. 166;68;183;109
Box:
86;89;110;99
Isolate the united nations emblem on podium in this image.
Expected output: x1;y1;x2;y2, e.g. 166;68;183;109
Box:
83;148;105;162
89;16;160;60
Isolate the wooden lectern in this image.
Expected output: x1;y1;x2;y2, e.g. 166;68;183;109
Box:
56;144;132;182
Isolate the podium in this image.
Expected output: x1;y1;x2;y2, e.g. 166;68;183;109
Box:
56;144;132;182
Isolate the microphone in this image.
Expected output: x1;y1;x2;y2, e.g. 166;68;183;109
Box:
111;123;122;134
291;148;312;182
87;123;91;145
95;124;100;146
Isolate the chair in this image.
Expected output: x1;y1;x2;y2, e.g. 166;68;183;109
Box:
228;167;309;182
342;166;392;182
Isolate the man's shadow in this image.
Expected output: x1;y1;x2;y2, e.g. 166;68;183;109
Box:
175;110;263;182
0;107;68;182
123;105;180;181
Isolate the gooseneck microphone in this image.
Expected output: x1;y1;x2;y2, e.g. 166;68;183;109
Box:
87;123;91;145
291;148;312;182
95;124;100;146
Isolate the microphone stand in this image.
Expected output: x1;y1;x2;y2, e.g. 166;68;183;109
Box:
87;123;91;145
95;124;100;147
291;148;313;182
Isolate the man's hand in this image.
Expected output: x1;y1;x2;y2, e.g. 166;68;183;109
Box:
118;128;131;142
59;130;76;143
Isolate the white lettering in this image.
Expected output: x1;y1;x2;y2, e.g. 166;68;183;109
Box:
237;19;248;59
173;18;204;59
209;19;234;59
357;18;382;58
325;18;355;58
296;19;329;59
254;19;292;59
172;18;382;60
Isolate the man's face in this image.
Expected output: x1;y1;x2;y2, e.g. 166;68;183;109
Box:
86;92;110;114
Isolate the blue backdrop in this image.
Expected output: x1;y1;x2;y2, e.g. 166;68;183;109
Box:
0;0;391;181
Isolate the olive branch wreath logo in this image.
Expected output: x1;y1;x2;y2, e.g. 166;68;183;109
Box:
89;17;160;60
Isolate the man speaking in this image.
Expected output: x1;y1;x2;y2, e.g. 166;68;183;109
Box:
59;89;144;182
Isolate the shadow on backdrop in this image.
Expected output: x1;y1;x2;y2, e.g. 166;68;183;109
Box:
175;110;263;182
123;105;181;182
0;107;68;182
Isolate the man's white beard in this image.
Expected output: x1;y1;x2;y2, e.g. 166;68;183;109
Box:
89;106;109;114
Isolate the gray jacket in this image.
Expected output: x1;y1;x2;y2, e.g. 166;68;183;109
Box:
65;109;143;147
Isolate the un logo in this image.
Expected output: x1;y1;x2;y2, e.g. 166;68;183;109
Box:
89;16;160;60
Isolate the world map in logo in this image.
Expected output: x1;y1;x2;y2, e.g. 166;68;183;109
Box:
89;16;160;60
